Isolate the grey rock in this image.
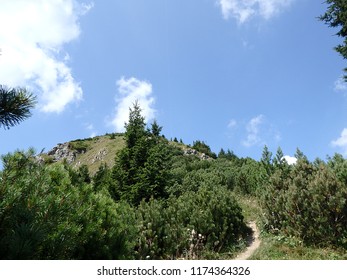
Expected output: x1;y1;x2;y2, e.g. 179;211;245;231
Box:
91;148;107;164
47;143;76;164
183;148;211;160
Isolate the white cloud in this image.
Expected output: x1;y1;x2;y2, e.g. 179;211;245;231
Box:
282;155;297;165
111;77;156;132
242;114;265;147
334;76;347;95
0;0;93;113
331;128;347;155
217;0;294;23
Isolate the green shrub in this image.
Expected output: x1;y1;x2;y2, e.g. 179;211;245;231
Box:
178;186;249;254
192;140;217;159
261;160;347;248
68;140;90;153
0;150;136;259
134;186;249;259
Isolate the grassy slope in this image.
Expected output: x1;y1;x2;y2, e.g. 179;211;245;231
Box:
70;134;125;175
42;134;126;175
50;135;190;175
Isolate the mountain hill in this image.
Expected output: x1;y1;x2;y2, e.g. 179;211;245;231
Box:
39;133;212;175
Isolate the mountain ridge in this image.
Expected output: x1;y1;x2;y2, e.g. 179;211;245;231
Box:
39;133;213;175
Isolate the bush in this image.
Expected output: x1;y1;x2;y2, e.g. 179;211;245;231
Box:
192;140;217;159
68;140;90;153
134;186;249;259
261;160;347;248
178;186;249;254
0;150;136;259
234;158;266;195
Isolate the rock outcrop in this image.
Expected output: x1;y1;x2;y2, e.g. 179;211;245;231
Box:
183;148;211;160
47;143;76;164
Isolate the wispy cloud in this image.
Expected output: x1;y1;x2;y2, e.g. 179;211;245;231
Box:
111;77;156;132
331;128;347;155
242;114;265;147
240;114;281;147
0;0;93;113
217;0;294;24
228;119;238;128
334;76;347;96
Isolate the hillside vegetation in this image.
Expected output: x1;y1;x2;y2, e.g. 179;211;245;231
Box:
43;133;126;175
1;103;347;260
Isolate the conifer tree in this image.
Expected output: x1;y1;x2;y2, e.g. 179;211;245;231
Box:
111;102;173;205
124;100;147;148
273;147;285;167
319;0;347;79
150;120;162;137
261;145;273;176
294;147;308;162
218;148;226;158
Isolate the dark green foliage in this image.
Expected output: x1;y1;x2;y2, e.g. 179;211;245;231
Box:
124;101;147;148
178;186;249;253
106;132;124;139
192;140;217;159
68;141;90;153
168;153;261;197
0;150;136;259
150;120;162;137
135;198;170;259
168;156;225;196
294;147;308;162
111;103;174;205
93;163;112;192
273;147;285;167
327;153;347;184
218;148;237;161
261;145;274;178
135;186;248;259
111;136;174;204
235;158;266;195
76;164;91;184
76;197;136;260
261;157;347;248
0;85;36;129
319;0;347;79
218;148;226;158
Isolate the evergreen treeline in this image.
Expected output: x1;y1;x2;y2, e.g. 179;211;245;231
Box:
1;103;347;259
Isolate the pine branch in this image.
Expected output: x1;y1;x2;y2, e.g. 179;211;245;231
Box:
0;85;36;129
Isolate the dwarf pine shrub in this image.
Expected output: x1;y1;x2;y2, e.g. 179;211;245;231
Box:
262;159;347;248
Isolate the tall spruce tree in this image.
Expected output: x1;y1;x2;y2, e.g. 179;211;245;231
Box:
261;145;273;177
150;120;162;137
111;102;172;205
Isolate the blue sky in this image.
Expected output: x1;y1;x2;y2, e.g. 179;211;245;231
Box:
1;0;347;162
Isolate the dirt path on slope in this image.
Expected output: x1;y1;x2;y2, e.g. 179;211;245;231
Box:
234;221;261;260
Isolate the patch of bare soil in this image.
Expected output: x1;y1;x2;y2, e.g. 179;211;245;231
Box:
234;221;261;260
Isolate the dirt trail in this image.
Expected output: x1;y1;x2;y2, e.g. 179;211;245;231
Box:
234;221;261;260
